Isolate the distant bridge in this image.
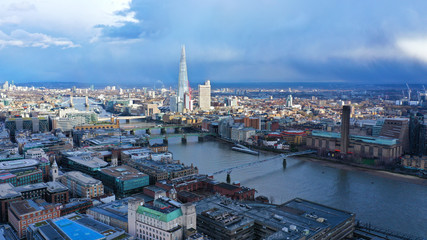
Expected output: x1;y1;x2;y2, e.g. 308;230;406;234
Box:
212;150;316;175
121;124;195;131
147;132;215;140
59;97;103;106
98;116;147;122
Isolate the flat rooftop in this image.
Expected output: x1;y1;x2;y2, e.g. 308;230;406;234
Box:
67;156;108;169
0;183;21;199
100;165;147;181
88;197;134;223
196;196;355;240
9;200;44;215
0;159;39;170
311;130;399;146
129;158;194;173
45;181;69;193
54;218;104;240
31;213;132;240
63;171;102;186
15;183;47;193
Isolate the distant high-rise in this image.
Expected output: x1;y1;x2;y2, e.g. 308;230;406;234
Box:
286;95;293;107
199;80;211;110
172;45;192;112
2;81;9;91
341;105;351;154
178;45;190;101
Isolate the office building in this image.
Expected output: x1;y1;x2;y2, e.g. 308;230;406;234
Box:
171;45;193;113
155;175;256;203
24;148;48;160
198;80;211;110
0;183;22;222
286;94;293;107
128;197;196;240
0;224;19;240
60;199;93;216
178;45;191;110
26;213;132;240
8;199;60;238
170;95;178;112
123;153;198;184
5;117;49;136
0;181;68;223
60;171;104;198
99;165;149;198
0;159;49;186
87;197;135;232
45;181;69;204
61;150;108;176
195;196;355;240
142;103;160;117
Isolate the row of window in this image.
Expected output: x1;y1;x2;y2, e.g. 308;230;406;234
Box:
22;212;57;225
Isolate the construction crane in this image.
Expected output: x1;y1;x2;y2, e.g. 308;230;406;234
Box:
406;83;412;101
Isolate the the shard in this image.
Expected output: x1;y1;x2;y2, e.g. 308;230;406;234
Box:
178;45;190;102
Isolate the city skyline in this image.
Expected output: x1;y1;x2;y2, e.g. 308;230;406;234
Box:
1;1;427;86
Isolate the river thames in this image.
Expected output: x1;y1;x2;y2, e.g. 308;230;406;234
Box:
166;138;427;237
72;97;426;237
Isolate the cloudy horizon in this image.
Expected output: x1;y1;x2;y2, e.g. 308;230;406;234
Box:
1;0;427;87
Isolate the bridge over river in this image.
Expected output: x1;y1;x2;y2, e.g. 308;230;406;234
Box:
212;150;316;175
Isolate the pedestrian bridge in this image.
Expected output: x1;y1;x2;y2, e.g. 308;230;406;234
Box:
146;132;216;143
212;150;316;175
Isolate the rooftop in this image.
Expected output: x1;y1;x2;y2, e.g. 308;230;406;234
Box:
0;183;21;199
136;197;183;223
9;199;45;215
15;182;47;193
311;130;399;146
63;171;102;186
54;218;104;240
195;196;355;240
100;165;147;181
0;159;39;170
30;213;132;240
215;182;240;191
88;197;134;223
45;181;69;193
67;156;108;169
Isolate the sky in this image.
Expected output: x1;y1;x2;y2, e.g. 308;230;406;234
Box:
1;0;427;87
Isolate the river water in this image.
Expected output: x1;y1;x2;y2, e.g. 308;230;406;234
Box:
166;138;427;237
72;98;427;236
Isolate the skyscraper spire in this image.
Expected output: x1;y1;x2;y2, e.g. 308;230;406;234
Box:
171;45;193;113
178;45;189;102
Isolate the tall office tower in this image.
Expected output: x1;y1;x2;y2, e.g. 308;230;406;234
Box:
177;45;191;112
184;92;193;111
286;94;293;107
341;105;351;154
199;80;211;110
170;95;178;112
